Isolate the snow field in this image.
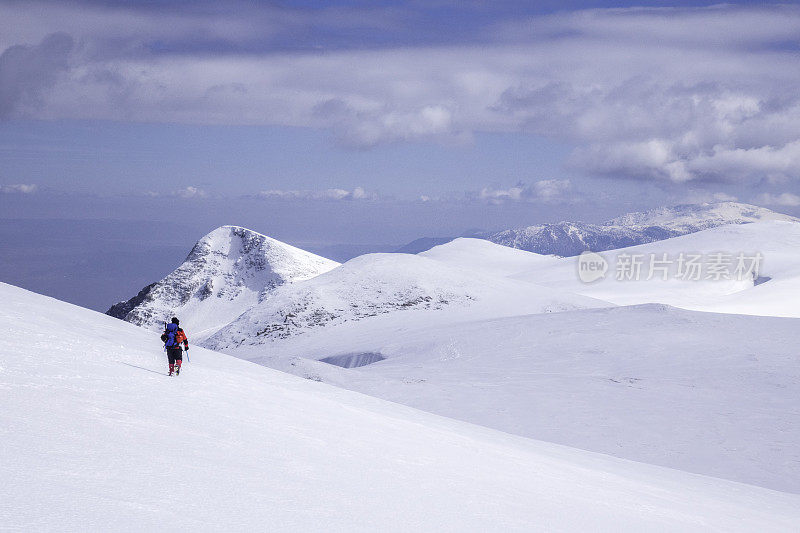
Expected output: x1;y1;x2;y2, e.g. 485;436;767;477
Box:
3;282;800;531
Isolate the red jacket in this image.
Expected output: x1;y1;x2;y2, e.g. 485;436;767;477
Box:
174;329;189;349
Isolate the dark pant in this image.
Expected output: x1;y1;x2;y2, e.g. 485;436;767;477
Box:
167;348;183;365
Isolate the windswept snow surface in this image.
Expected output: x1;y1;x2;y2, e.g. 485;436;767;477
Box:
245;303;800;493
205;252;608;349
2;282;800;531
213;235;800;493
513;220;800;318
419;237;560;276
108;226;339;340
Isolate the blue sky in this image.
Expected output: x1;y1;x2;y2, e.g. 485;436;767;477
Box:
2;1;800;308
0;119;574;197
3;1;799;206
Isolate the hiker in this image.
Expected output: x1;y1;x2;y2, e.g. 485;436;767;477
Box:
161;317;189;376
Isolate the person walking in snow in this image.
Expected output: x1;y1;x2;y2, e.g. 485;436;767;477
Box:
161;317;189;376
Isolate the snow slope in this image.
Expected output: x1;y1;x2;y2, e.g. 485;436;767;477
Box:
2;281;800;531
513;220;800;317
204;251;607;350
204;235;800;493
419;237;560;276
241;303;800;493
107;226;339;340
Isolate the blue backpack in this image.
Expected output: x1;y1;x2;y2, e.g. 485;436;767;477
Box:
161;323;179;347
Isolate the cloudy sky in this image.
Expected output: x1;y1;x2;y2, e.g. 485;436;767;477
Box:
2;0;800;307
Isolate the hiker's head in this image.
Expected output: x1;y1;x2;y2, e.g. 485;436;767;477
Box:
171;317;180;325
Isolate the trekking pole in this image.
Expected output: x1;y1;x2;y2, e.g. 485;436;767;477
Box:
161;322;167;362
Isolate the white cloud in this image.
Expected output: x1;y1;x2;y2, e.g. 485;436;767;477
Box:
686;141;800;183
532;179;572;201
350;187;373;200
0;183;37;193
0;32;72;117
313;100;457;147
258;187;377;201
142;187;207;198
0;2;396;54
479;185;525;203
323;188;351;200
479;180;572;204
756;192;800;207
3;4;800;184
174;186;207;198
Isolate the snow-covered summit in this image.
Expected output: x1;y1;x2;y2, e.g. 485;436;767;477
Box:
420;237;559;277
108;225;339;339
204;251;607;349
606;201;798;231
485;202;798;256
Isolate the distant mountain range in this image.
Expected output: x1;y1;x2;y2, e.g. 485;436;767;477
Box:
108;202;798;339
397;202;800;256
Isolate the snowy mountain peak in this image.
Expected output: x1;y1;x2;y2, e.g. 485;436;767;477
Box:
187;225;338;284
107;225;340;339
204;250;608;350
605;202;799;231
485;202;799;257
